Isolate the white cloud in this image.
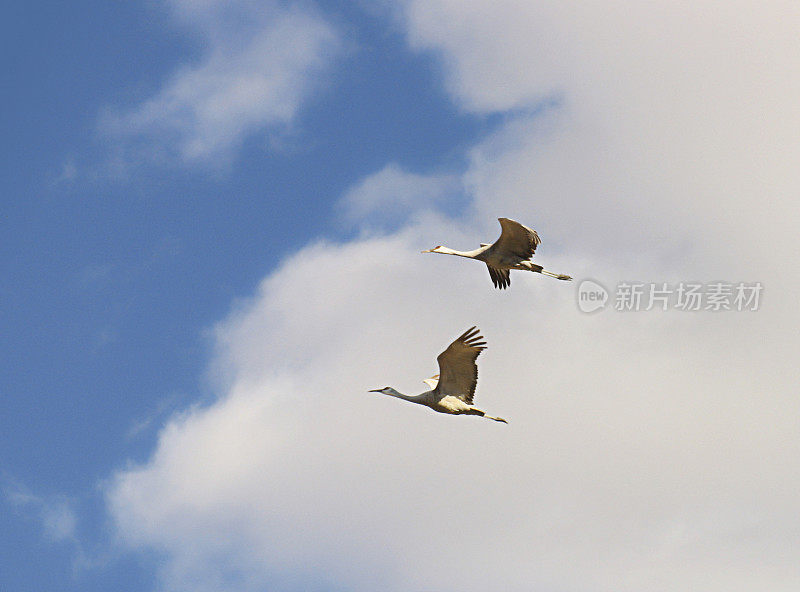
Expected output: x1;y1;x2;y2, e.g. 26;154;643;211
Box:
404;0;800;274
338;163;460;226
101;1;340;166
108;216;799;591
106;3;800;591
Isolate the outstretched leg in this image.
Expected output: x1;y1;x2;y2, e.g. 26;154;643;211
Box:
484;413;508;423
541;269;572;281
518;261;572;281
467;407;508;424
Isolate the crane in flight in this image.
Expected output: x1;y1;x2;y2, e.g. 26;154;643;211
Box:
370;327;507;423
422;217;572;289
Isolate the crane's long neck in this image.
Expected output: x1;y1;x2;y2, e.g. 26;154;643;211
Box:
436;245;485;258
383;388;425;404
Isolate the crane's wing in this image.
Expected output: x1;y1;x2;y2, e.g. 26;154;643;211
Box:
486;265;511;289
435;327;486;404
483;218;541;290
492;218;541;261
422;375;440;390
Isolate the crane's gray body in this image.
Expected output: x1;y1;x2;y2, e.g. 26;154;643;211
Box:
379;388;485;416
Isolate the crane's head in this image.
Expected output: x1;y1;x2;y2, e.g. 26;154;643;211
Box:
368;387;393;394
421;245;444;254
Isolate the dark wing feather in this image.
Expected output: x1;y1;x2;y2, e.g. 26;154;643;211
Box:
435;326;486;404
486;265;511;289
490;218;541;262
480;218;541;290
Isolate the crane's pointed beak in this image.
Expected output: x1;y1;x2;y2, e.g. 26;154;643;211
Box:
421;249;433;253
368;388;383;393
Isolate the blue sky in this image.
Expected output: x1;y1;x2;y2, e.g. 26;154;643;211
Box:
2;3;490;589
3;2;800;592
2;2;474;476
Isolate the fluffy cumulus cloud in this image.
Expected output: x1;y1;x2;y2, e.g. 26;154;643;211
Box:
101;0;340;165
338;163;461;226
107;3;800;591
408;1;800;269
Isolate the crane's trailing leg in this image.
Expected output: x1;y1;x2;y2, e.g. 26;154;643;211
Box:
541;269;572;281
468;406;508;424
485;414;508;423
518;261;572;281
